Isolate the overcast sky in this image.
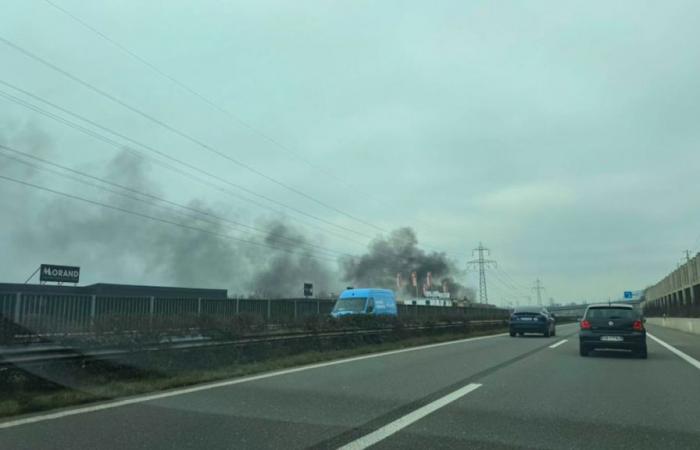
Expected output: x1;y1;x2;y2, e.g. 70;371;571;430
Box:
1;0;699;304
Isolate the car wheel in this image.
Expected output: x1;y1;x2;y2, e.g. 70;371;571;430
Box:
638;346;648;359
551;327;556;337
544;328;550;337
509;331;516;337
579;345;588;357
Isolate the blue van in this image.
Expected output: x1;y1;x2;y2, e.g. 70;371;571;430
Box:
330;288;398;318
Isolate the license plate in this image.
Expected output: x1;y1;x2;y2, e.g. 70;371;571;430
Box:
519;317;532;321
601;336;623;342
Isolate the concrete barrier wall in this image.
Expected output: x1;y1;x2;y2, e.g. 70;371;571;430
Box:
644;252;700;318
647;317;700;335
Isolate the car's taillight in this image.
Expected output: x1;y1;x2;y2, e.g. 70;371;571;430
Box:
633;320;643;331
580;320;591;330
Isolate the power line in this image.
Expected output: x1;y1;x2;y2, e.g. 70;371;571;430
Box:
10;5;475;263
0;145;354;259
492;268;526;293
0;35;386;233
489;269;522;294
487;282;517;307
0;34;463;262
2;158;346;261
0;173;340;263
41;0;411;230
0;37;456;260
495;266;531;292
0;81;372;245
490;269;530;298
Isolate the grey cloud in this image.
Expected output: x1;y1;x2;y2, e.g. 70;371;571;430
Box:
2;1;700;304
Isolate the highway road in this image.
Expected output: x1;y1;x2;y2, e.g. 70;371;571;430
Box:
2;323;700;449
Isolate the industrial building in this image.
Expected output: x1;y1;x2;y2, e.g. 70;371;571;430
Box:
0;282;228;299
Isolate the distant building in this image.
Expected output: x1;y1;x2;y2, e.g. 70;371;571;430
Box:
400;289;454;307
0;282;228;299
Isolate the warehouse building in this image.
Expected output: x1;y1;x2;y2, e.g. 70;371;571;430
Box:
0;282;228;299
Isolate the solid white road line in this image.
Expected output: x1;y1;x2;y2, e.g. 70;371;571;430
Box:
548;339;568;349
338;383;482;450
0;333;506;429
648;333;700;371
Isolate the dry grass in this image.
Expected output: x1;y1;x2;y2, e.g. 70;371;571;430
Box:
0;326;505;419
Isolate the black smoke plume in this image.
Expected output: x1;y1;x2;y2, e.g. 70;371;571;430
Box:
1;121;336;297
340;228;473;300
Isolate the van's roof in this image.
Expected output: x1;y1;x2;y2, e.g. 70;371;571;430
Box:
339;288;394;298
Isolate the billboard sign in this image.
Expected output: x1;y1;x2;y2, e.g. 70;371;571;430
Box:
303;283;313;297
39;264;80;283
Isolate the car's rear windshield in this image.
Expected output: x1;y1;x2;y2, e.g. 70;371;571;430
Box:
513;308;542;314
585;307;637;320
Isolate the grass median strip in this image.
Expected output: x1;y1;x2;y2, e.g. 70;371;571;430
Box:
0;326;505;420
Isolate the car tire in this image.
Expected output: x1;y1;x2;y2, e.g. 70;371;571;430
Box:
551;327;556;337
638;346;648;359
509;331;516;337
579;345;588;357
544;328;550;337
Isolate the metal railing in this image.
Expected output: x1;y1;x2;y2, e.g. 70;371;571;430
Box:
0;319;507;367
0;292;508;342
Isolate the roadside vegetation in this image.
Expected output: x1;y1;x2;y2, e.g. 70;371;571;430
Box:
0;316;505;418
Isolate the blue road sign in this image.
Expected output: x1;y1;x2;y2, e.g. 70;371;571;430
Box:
624;291;633;299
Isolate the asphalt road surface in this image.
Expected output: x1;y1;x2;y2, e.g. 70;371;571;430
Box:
2;323;700;449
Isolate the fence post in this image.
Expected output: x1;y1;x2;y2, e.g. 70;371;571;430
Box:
236;297;240;314
149;296;155;327
316;298;320;315
294;299;297;320
14;292;22;324
90;294;96;329
267;299;271;320
197;297;202;316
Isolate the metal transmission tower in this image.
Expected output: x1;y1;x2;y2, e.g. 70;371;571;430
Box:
468;242;497;304
532;279;545;306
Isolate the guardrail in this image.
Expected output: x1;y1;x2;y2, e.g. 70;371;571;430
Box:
0;292;508;344
548;305;588;318
0;319;506;367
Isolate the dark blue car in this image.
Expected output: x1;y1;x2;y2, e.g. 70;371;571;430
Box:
509;306;556;337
